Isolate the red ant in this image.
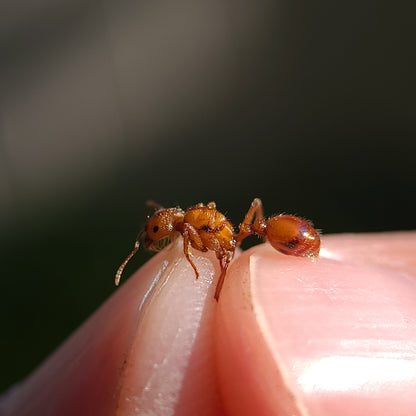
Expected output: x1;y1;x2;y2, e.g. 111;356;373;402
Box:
115;199;320;300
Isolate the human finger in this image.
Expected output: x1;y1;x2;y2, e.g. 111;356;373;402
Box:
215;232;416;416
0;239;224;416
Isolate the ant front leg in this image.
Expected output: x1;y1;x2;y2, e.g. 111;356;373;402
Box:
181;223;207;279
235;198;266;244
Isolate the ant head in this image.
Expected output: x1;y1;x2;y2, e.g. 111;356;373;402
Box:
144;208;185;251
115;206;185;286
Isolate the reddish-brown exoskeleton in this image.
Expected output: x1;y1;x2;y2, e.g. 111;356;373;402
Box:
115;201;236;300
115;199;320;300
236;198;320;256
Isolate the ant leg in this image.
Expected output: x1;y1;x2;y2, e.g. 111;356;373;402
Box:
146;200;164;210
182;223;207;279
241;198;264;224
235;198;265;244
214;257;231;301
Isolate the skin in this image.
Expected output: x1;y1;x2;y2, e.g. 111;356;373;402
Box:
1;232;416;415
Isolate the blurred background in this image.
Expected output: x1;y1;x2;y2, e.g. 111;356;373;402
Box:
1;0;415;392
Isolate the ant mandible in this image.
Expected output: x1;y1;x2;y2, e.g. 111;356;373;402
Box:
115;199;320;300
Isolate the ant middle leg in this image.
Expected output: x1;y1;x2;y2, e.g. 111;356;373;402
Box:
214;254;232;301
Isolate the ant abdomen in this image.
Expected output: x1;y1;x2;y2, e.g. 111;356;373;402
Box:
266;215;320;257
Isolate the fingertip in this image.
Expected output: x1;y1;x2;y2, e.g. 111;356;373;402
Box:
215;246;304;416
1;239;223;416
215;235;416;416
116;240;224;415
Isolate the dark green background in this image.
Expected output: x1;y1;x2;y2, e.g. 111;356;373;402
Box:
1;0;415;393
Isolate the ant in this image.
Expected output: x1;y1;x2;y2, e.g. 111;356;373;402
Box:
115;199;320;300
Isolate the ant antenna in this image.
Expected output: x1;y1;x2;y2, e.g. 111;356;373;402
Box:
146;200;164;210
115;231;144;286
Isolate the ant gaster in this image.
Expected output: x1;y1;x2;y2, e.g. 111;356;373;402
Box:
115;199;320;300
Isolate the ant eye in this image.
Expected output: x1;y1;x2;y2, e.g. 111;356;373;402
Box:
153;225;159;233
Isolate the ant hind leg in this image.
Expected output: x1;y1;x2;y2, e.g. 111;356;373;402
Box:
235;198;265;244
